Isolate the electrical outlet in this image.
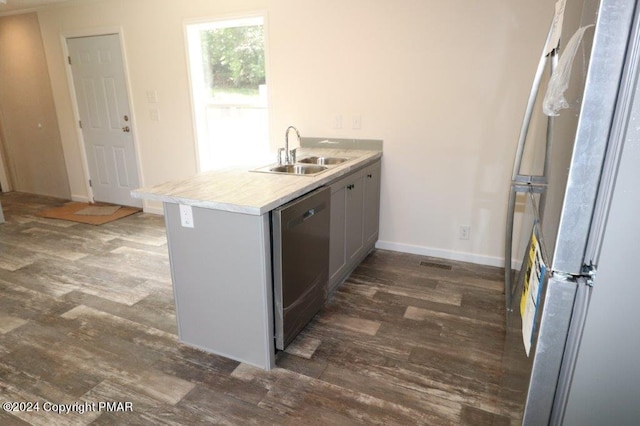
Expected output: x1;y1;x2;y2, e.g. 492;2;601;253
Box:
179;204;194;228
459;225;470;240
333;114;342;129
352;115;362;129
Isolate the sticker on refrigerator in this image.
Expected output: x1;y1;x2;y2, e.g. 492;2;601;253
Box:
520;224;546;356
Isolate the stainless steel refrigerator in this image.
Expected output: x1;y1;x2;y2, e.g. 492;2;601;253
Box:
502;0;640;424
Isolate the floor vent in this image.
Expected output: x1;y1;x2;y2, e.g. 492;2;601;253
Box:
419;261;453;270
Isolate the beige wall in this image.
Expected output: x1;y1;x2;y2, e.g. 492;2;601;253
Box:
37;0;554;266
0;12;70;198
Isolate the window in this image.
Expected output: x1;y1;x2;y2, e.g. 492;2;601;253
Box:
186;15;268;171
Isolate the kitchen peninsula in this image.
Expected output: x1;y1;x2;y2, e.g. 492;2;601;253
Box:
132;138;382;370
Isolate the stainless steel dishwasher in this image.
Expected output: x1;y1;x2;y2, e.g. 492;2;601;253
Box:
272;186;330;350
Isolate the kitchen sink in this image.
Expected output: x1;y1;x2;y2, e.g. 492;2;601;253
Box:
251;163;329;176
298;156;348;165
270;164;327;174
251;155;353;176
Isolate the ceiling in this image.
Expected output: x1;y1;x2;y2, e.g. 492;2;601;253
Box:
0;0;73;14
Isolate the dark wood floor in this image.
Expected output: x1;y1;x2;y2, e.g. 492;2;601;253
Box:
0;192;522;425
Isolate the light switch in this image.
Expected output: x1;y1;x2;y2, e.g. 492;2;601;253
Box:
146;90;158;103
179;204;194;228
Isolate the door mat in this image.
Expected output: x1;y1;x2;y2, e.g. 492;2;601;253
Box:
37;202;141;226
75;205;121;216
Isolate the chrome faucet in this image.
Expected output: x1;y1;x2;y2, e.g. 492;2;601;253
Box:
279;126;301;165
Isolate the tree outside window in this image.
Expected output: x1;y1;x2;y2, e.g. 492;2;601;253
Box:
186;16;269;172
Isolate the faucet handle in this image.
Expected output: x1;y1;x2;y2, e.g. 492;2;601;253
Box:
289;148;297;164
277;148;285;165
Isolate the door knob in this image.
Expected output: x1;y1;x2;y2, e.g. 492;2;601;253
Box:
122;126;130;133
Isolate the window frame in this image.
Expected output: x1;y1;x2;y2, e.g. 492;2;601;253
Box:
184;11;270;173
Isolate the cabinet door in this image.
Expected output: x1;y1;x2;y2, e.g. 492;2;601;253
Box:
328;163;377;293
329;184;347;288
364;161;381;246
345;173;365;263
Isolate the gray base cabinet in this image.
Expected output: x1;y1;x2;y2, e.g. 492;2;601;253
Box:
364;161;381;246
164;203;275;370
329;159;381;293
161;157;381;370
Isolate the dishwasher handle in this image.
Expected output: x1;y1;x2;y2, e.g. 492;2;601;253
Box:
303;208;316;220
287;202;327;229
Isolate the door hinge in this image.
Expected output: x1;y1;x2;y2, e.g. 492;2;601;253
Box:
68;56;72;65
89;179;92;187
79;120;82;129
581;262;597;286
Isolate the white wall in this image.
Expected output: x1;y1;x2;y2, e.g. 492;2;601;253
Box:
0;12;70;198
37;0;554;266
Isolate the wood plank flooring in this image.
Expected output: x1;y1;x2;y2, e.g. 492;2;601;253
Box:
0;192;523;425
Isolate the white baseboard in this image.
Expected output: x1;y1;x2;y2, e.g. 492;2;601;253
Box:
142;205;164;215
142;200;164;215
71;194;91;203
375;240;505;268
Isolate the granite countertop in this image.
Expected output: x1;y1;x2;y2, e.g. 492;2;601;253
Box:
131;147;382;216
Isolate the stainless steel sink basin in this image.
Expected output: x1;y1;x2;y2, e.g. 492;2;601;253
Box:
298;156;348;165
252;164;328;176
270;164;327;174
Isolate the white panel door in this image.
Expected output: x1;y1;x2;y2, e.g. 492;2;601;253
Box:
67;34;141;207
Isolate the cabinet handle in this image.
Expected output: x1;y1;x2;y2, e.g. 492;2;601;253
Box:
367;174;372;178
347;184;354;190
